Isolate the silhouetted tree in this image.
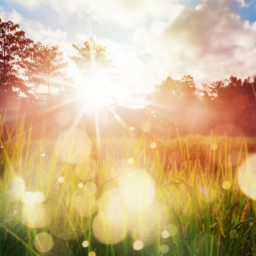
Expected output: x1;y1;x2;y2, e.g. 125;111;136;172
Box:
25;43;68;101
0;19;34;102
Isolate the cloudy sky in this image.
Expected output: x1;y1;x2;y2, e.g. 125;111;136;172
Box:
1;0;256;107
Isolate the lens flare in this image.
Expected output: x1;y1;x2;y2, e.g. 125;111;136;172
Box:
75;158;98;181
160;244;169;254
141;122;151;133
88;252;96;256
128;202;167;243
58;176;64;184
57;129;91;165
133;240;144;250
82;240;89;248
92;212;127;245
55;111;70;126
33;232;54;253
161;230;170;239
73;189;97;218
22;191;44;205
7;177;25;201
150;142;157;149
238;154;256;200
222;181;231;190
22;204;52;228
119;170;155;211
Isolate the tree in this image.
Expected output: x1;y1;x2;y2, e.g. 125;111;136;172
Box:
25;43;68;101
69;37;113;73
0;19;34;101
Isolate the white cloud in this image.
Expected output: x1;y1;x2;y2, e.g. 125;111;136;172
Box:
9;0;181;28
131;0;256;86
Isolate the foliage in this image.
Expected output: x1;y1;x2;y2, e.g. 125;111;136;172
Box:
0;118;256;255
24;43;68;101
0;18;34;101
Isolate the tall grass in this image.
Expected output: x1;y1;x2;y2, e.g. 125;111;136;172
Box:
0;117;256;255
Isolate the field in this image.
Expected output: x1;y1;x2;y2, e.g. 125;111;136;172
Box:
1;117;256;256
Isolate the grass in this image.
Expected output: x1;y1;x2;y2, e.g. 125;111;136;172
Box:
0;116;256;255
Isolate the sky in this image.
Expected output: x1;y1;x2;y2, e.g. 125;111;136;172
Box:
1;0;256;107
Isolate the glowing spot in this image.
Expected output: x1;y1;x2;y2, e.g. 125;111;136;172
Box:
22;192;35;205
55;111;70;126
88;252;96;256
22;191;44;205
82;240;89;248
211;143;218;151
92;213;127;245
130;127;134;131
105;204;126;227
161;230;170;239
165;224;177;237
127;158;134;164
48;217;83;240
73;190;97;217
160;244;169;254
22;204;52;228
222;181;231;190
128;202;167;243
119;170;155;211
42;153;45;157
7;177;25;201
13;210;17;215
57;129;91;165
150;142;157;149
78;183;83;188
133;240;144;250
33;232;54;253
140;122;151;133
238;154;256;200
58;176;64;183
84;182;97;195
75;158;98;180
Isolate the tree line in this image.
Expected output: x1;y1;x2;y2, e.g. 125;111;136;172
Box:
1;18;256;132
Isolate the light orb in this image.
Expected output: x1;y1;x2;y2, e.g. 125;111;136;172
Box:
33;232;54;253
133;240;144;251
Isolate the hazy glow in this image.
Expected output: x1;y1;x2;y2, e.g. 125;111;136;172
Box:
22;204;52;228
119;170;155;211
127;158;134;165
58;176;64;183
57;128;91;165
88;252;96;256
82;240;89;248
222;181;231;190
133;240;144;250
161;230;170;239
75;158;98;180
73;190;97;217
130;126;135;131
160;244;169;254
33;232;54;253
165;224;177;237
22;191;44;205
92;213;127;245
55;111;71;126
140;122;151;133
150;142;157;149
7;177;25;201
84;182;97;195
238;155;256;200
78;183;83;188
128;202;167;243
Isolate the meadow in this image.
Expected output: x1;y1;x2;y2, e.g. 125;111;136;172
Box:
1;117;256;256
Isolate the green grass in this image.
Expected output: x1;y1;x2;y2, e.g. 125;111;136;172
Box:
1;117;256;256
